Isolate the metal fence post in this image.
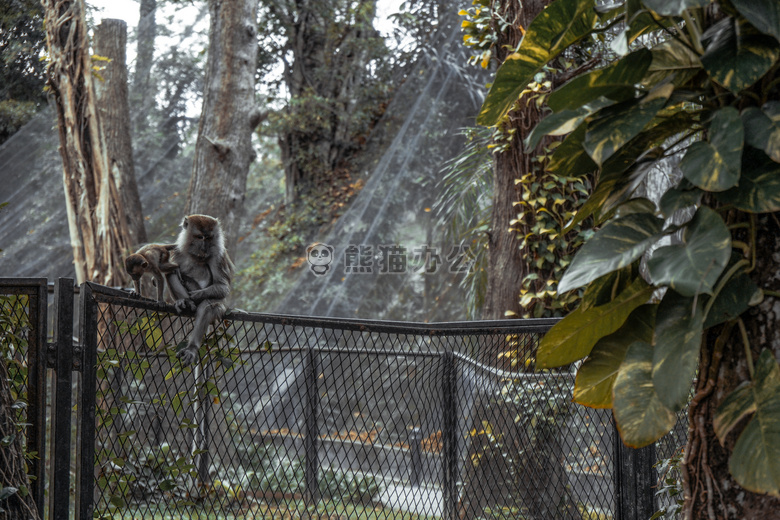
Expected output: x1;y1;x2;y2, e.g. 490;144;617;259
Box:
50;278;74;520
613;417;657;520
304;346;320;506
76;283;98;520
441;350;457;520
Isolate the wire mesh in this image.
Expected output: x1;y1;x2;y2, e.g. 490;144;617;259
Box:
77;285;622;520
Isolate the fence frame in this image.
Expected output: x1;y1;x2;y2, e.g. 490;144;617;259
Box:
0;277;662;519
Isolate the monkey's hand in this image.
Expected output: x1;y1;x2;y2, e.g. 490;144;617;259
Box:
174;298;197;314
177;344;199;366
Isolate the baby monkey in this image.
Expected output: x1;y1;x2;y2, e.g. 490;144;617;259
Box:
124;243;178;302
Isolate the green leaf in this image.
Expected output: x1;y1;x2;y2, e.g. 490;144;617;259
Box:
525;98;615;151
613;197;657;219
717;147;780;212
704;273;761;329
642;0;710;16
0;487;18;501
538;277;655;368
574;304;657;408
644;38;703;87
613;340;678;448
680;107;743;191
548;123;599;176
652;290;703;411
584;94;669;166
559;212;665;293
581;264;638;311
701;17;780;94
731;0;780;42
647;206;731;296
742;102;780;162
714;350;780;497
659;180;702;217
548;49;652;113
477;0;598;126
159;480;177;492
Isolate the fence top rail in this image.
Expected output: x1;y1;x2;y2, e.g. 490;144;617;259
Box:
0;278;49;294
81;281;560;336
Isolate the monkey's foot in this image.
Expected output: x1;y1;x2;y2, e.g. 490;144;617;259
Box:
177;345;199;366
174;298;197;314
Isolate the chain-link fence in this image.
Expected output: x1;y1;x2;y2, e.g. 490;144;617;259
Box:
75;283;623;520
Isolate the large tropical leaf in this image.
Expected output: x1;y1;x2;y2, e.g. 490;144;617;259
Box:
742;102;780;162
574;304;657;408
524;97;615;152
704;272;761;329
477;0;598;126
642;0;710;16
537;277;655;368
643;38;702;87
717;147;780;212
680;107;743;192
584;91;670;166
558;212;665;293
659;180;701;217
613;340;678;448
548;123;599;176
731;0;780;42
652;290;703;411
647;206;731;296
547;49;652;113
701;17;780;94
714;350;780;497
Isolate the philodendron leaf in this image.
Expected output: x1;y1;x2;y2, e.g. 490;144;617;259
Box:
559;212;665;293
704;272;761;329
574;304;658;408
742;102;780;162
731;0;780;42
714;350;780;497
548;123;599;177
644;38;702;87
659;180;702;217
538;277;655;368
477;0;598;126
584;95;669;166
680;107;743;192
647;206;731;296
642;0;710;16
652;290;703;411
548;48;652;112
525;97;615;152
613;340;677;448
701;17;780;94
717;147;780;212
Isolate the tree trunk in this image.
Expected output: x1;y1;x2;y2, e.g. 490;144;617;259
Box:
481;0;549;320
43;0;132;286
132;0;156;134
94;19;147;247
683;213;780;519
187;0;260;253
0;355;41;520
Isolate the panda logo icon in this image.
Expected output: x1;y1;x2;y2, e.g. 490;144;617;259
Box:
306;243;334;276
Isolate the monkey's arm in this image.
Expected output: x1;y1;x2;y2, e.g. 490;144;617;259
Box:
188;280;230;304
166;272;196;312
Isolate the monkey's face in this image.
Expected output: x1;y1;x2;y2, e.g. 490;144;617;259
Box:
181;215;222;260
125;254;148;277
307;243;334;276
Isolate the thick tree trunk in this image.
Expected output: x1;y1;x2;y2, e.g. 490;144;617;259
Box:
683;213;780;519
43;0;132;286
93;19;147;247
132;0;156;134
481;0;549;320
187;0;260;253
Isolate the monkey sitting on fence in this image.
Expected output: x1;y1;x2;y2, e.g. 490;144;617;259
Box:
165;214;234;366
124;243;178;302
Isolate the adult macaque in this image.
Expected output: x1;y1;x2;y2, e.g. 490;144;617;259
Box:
166;214;234;366
124;244;178;302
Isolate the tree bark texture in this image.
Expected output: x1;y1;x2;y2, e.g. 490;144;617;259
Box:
683;214;780;519
187;0;260;253
93;19;147;247
481;0;550;320
43;0;132;286
0;356;41;520
132;0;156;134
